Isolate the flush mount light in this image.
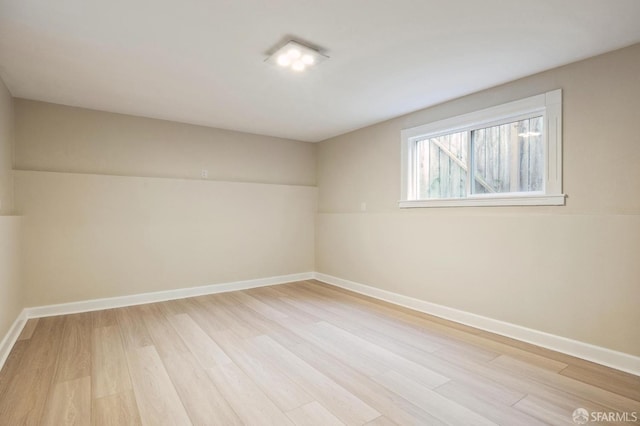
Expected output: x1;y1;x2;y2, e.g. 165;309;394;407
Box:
266;40;328;72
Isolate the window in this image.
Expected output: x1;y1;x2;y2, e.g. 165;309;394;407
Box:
400;90;565;207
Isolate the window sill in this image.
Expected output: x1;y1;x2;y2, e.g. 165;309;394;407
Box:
398;194;566;208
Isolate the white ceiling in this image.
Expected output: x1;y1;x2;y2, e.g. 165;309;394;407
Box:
1;1;639;142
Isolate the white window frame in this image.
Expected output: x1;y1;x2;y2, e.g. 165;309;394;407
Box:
400;89;565;208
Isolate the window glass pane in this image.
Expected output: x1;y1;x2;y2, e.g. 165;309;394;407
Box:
471;116;543;194
416;131;468;199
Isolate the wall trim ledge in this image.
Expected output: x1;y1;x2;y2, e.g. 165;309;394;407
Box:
0;309;28;372
313;272;640;376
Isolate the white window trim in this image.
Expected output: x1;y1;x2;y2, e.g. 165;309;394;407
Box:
399;89;565;208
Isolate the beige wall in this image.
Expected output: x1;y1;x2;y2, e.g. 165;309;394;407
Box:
0;217;21;340
0;76;22;342
16;171;316;306
0;78;13;214
15;100;316;186
316;43;640;356
13;101;317;307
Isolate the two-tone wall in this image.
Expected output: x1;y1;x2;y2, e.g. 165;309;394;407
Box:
316;43;640;358
13;101;317;307
0;77;22;343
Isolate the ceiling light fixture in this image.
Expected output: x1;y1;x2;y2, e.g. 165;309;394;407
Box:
266;40;327;72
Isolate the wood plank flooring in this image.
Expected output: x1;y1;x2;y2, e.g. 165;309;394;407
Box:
0;280;638;425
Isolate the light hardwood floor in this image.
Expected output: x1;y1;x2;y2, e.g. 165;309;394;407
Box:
0;280;638;425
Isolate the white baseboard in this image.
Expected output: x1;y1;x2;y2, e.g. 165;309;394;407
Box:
0;309;27;372
26;272;314;319
3;270;638;377
0;272;313;372
313;272;640;376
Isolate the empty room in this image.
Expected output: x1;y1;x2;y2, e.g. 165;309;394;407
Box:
0;0;639;425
